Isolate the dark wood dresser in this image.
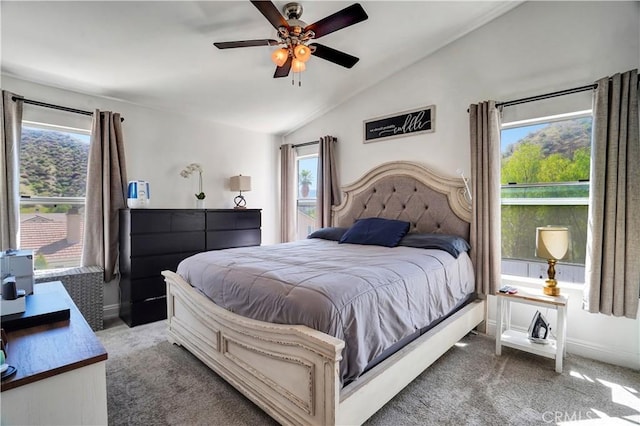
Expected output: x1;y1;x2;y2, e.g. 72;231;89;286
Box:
119;208;261;326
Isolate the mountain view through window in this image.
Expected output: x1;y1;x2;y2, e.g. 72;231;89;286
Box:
501;115;591;282
19;125;90;270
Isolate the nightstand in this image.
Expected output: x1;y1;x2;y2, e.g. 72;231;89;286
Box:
495;287;568;373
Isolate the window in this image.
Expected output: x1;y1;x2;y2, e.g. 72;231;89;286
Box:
500;111;592;283
295;152;318;240
19;121;90;270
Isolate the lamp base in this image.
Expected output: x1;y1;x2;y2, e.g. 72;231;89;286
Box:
543;279;560;296
233;194;247;209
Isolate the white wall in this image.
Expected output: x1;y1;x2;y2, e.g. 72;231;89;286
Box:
285;1;639;183
284;1;640;369
2;75;280;313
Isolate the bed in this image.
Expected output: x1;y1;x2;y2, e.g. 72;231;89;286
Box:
162;161;486;425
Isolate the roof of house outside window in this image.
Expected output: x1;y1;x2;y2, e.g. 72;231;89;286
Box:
20;213;83;269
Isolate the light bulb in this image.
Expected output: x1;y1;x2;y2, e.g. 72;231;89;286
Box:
294;44;311;62
292;58;306;73
271;48;288;67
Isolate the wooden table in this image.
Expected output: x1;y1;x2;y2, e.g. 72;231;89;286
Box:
1;281;108;425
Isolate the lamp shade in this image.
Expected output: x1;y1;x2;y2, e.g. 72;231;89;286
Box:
535;226;569;260
230;175;251;192
294;44;311;62
271;48;288;67
291;58;306;73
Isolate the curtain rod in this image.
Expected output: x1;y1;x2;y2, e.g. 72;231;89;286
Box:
491;75;639;110
12;96;125;122
280;138;339;149
279;140;318;149
495;83;597;108
293;140;318;148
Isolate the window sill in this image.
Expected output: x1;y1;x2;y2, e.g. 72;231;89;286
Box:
35;266;102;279
35;267;77;277
501;274;585;293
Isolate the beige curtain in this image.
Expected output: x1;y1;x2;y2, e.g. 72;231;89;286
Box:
82;110;128;282
317;136;340;228
0;91;23;251
469;101;502;296
584;69;639;319
280;144;296;242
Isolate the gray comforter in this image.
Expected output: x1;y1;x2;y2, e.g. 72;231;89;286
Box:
177;239;475;382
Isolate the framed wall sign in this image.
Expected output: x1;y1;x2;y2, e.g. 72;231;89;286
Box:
363;105;435;143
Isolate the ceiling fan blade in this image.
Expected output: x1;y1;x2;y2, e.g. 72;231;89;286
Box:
310;43;359;68
214;39;279;49
305;3;368;39
274;57;292;78
250;0;288;30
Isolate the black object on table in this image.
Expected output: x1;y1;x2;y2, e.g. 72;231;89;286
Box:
1;365;17;380
0;292;70;332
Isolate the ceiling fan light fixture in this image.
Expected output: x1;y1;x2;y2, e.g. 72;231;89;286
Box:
292;58;306;73
294;44;311;62
271;48;289;67
214;1;368;80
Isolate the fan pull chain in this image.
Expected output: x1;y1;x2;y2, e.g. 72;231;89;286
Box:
291;71;302;87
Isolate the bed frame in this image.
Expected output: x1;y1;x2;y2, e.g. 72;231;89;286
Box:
162;161;486;425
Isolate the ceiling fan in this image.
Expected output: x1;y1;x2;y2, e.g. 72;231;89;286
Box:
213;1;368;79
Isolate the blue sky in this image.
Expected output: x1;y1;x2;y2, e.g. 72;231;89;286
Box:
298;157;317;190
501;123;547;153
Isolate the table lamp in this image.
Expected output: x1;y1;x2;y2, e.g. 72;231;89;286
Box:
535;226;569;296
230;175;251;209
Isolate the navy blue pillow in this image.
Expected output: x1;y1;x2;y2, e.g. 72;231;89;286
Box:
398;233;471;258
307;227;348;241
339;218;410;247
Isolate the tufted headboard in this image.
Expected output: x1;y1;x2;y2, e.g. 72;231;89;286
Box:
332;161;471;241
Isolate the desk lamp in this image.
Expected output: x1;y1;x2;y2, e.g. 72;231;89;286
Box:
535;226;569;296
230;175;251;209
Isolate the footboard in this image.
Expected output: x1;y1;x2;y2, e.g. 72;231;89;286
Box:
162;271;344;426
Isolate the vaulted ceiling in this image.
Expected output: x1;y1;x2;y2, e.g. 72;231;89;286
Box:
1;1;520;134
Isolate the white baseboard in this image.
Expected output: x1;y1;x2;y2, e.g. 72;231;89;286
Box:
103;303;119;320
565;336;639;370
487;320;639;371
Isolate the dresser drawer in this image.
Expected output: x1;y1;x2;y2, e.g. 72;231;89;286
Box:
131;231;205;256
207;229;261;250
120;276;166;303
207;211;261;230
130;252;198;279
130;210;205;234
120;297;167;327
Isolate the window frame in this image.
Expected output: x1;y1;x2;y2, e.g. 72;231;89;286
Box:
294;148;319;240
20;120;90;203
19;120;91;270
500;110;592;283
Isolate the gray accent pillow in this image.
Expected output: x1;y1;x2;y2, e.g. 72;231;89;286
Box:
307;227;349;241
398;233;471;258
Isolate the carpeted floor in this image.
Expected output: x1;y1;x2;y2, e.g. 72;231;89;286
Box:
97;319;640;425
